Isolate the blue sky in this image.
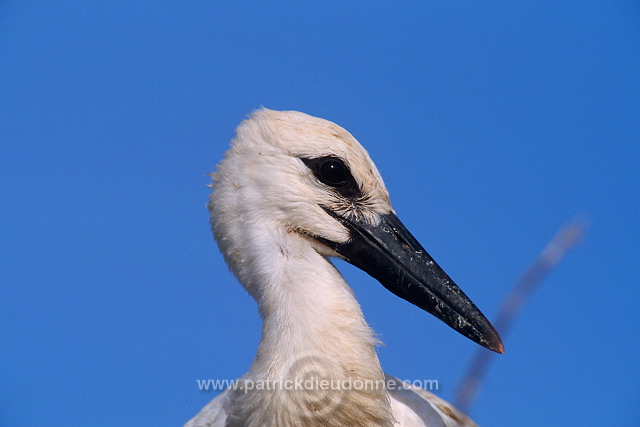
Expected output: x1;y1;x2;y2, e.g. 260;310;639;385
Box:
1;2;639;426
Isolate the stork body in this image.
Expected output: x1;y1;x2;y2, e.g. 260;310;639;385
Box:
186;109;502;426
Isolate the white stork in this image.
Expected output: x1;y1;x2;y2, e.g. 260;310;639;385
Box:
186;109;503;427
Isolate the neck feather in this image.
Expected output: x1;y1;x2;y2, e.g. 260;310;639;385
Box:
222;226;393;427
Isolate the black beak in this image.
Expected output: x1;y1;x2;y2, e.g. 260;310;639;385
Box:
320;208;504;354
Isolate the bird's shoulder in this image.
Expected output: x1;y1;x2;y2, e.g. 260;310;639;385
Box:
386;374;477;427
184;388;232;427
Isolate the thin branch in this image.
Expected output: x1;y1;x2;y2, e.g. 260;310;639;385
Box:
453;215;588;415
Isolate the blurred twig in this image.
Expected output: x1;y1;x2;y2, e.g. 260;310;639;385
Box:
453;216;588;415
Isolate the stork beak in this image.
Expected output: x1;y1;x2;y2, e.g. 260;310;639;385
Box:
321;208;504;354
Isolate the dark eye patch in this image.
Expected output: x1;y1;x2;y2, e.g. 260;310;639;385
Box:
301;156;363;200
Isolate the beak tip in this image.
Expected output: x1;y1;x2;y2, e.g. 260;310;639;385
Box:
487;335;505;354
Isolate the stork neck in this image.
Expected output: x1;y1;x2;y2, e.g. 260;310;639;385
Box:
231;229;393;426
252;232;380;373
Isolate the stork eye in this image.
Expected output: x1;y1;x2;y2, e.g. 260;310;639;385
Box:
300;156;362;200
300;156;362;199
301;156;350;188
318;159;347;186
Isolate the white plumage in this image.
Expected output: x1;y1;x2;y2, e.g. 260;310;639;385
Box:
186;109;502;426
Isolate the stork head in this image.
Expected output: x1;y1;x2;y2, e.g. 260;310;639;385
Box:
210;108;503;354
